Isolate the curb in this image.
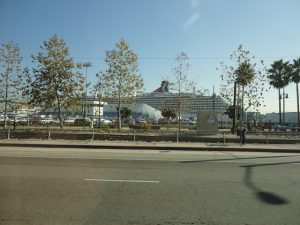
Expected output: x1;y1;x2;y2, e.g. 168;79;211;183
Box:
1;142;300;153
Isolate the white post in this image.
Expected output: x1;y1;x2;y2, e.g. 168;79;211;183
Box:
91;129;94;141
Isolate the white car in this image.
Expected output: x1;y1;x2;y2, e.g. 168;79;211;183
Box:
100;119;112;125
64;118;76;125
41;118;54;124
95;118;112;126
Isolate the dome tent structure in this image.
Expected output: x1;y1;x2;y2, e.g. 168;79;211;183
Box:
103;103;162;122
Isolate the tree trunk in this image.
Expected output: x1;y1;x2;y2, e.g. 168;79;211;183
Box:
297;83;300;126
118;95;121;132
283;87;286;124
241;85;245;124
4;62;9;129
58;108;63;129
178;92;181;132
55;88;63;129
278;88;282;124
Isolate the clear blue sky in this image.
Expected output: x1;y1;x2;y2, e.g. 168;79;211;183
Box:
1;0;300;114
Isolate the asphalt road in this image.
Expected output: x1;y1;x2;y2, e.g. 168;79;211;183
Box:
0;147;300;225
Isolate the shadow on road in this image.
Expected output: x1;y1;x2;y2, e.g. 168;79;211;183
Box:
180;154;300;164
243;167;289;205
240;161;300;205
181;153;300;205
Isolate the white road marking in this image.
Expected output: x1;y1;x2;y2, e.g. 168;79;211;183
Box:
84;178;159;183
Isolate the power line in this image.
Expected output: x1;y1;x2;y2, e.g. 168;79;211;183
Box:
63;55;300;60
21;55;299;61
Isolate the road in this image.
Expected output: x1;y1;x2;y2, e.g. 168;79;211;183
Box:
0;147;300;225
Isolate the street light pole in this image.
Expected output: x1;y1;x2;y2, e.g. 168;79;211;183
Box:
232;81;237;134
282;87;288;124
82;62;92;129
212;85;216;111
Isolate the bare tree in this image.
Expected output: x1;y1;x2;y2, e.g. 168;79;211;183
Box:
0;42;23;128
169;52;193;132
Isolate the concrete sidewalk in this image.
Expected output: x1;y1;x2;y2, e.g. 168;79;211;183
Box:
0;139;300;153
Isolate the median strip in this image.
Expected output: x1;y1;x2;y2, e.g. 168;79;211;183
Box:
84;178;159;183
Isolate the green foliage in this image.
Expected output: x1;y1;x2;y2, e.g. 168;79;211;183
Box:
161;108;177;119
291;58;300;84
96;38;144;131
225;105;241;120
267;59;292;124
267;59;291;89
116;106;132;119
73;118;91;126
235;61;256;86
23;34;84;128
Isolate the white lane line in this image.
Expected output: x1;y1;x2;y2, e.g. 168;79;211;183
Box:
84;178;159;183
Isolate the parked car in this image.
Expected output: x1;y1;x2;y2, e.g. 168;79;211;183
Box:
135;118;147;124
16;117;28;125
0;116;10;122
64;117;76;125
158;117;179;125
95;118;112;127
101;119;112;125
180;119;196;125
41;118;54;124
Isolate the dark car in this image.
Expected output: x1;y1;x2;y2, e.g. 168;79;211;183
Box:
74;118;92;126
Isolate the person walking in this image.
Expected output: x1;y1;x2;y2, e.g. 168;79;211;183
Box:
237;124;247;145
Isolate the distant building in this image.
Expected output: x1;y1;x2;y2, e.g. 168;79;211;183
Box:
38;96;106;120
265;112;299;124
80;96;106;119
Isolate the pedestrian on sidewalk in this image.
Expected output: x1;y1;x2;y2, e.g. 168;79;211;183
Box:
237;124;247;145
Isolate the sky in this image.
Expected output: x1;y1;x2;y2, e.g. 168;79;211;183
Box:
1;0;300;114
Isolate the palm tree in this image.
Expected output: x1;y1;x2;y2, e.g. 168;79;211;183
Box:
291;58;300;126
267;60;291;124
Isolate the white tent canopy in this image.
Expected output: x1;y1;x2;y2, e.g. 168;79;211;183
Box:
103;103;162;122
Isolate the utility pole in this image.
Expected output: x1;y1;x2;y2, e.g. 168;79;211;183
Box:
212;85;216;111
282;88;288;124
